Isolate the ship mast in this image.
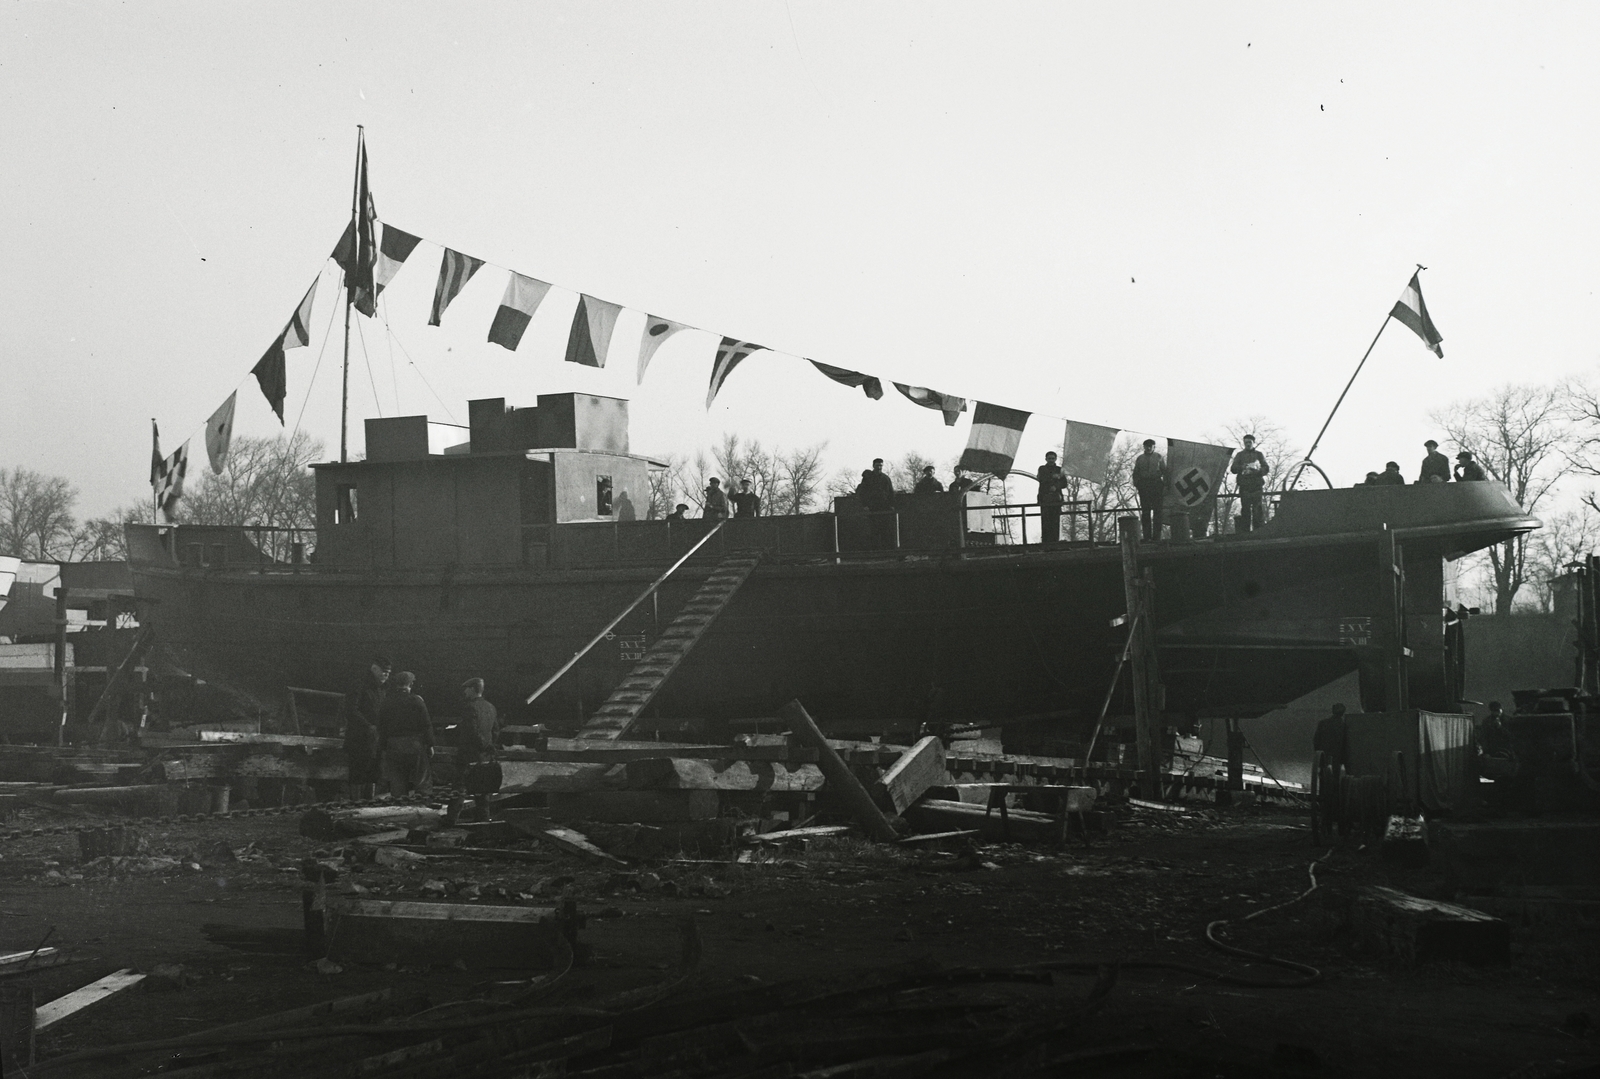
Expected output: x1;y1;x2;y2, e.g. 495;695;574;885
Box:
340;126;364;463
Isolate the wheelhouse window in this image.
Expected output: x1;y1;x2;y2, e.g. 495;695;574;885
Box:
596;475;614;516
336;484;359;524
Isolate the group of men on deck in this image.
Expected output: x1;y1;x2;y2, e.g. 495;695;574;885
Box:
1360;440;1487;487
343;656;501;808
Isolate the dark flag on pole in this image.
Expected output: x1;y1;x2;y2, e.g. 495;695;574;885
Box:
331;135;380;316
1390;272;1443;357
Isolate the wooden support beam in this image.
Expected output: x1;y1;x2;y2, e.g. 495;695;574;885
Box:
1118;517;1161;797
35;969;146;1029
872;736;946;815
780;700;899;842
325;900;569;970
1352;885;1509;965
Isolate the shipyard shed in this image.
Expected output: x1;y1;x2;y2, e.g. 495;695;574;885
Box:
311;393;656;570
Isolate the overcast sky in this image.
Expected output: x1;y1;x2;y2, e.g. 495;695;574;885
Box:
3;2;1597;517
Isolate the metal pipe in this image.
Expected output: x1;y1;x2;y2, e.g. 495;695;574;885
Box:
524;520;727;705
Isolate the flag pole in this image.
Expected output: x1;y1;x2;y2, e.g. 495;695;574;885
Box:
341;126;363;464
1302;312;1391;470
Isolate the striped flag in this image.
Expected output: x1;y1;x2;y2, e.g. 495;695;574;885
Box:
707;338;766;409
205;391;237;475
429;248;485;326
563;295;624;367
958;402;1030;476
152;440;190;523
636;314;691;384
487;273;553;351
374;224;422;299
1390;272;1443;357
251;278;317;424
810;361;884;401
893;382;968;426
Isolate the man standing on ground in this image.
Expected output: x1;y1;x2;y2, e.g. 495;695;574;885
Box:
344;656;389;800
1036;451;1065;544
702;478;729;519
913;465;944;495
1132;439;1166;542
1418;440;1451;483
377;672;434;798
1229;435;1269;533
457;677;501;821
731;479;761;518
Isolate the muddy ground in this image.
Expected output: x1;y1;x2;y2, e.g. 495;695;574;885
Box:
1;802;1596;1078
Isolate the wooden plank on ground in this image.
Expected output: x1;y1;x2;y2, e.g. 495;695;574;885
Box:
536;825;627;865
783;701;898;843
499;761;617;793
198;731;343;748
1352;885;1510;965
34;969;146;1029
897;830;979;845
326;901;565;969
873;736;946;815
0;948;69;978
749;825;852;844
622;758;825;792
532;739;817;764
905;798;1062;844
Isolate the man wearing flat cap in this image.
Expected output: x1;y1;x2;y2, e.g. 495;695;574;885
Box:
1454;450;1487;482
1418;440;1451;484
1229;434;1268;532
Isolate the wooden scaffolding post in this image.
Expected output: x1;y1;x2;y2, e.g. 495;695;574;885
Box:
1380;524;1408;711
1118;517;1162;797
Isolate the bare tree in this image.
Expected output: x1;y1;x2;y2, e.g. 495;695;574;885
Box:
889;452;934;493
1524;504;1600;614
1432;383;1574;615
775;443;827;514
826;466;861;501
1563;375;1600;514
174;432;324;529
65;503;148;562
0;468;79;560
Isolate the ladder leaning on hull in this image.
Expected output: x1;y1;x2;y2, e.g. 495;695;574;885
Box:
577;552;762;741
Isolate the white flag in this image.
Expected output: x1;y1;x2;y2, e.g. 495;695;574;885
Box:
637;314;692;384
1060;419;1120;485
205;391;237;475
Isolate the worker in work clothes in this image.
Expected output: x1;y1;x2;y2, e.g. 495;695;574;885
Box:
1036;451;1065;544
377;671;434;797
1132;439;1166;542
731;479;761;517
913;465;944;495
1229;435;1269;533
857;458;898;547
1455;451;1487;481
457;677;501;821
1418;440;1451;483
1372;461;1405;485
343;655;390;800
702;478;729;519
1313;703;1350;836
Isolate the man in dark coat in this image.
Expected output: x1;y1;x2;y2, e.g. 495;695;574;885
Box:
731;479;761;517
457;677;501;820
1313;703;1349;771
913;465;944;496
378;671;434;797
344;656;390;799
1418;440;1451;483
1229;434;1269;532
1036;451;1065;544
1372;461;1406;485
702;478;729;519
857;459;898;547
1455;451;1487;481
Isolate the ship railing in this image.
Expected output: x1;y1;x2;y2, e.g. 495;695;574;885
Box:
133;524;321;572
963;493;1283;546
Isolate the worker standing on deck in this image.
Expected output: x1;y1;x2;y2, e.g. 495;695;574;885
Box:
731;479;761;518
1229;435;1269;533
344;656;389;800
1132;439;1166;542
914;465;944;495
702;478;729;519
457;677;501;821
1372;462;1405;486
378;672;434;797
1418;440;1451;484
858;458;898;547
1036;451;1065;545
666;503;689;522
1455;451;1487;481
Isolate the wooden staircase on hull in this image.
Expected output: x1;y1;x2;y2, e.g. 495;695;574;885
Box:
577;552;762;741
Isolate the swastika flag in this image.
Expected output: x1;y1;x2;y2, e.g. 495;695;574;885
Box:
1164;439;1234;519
